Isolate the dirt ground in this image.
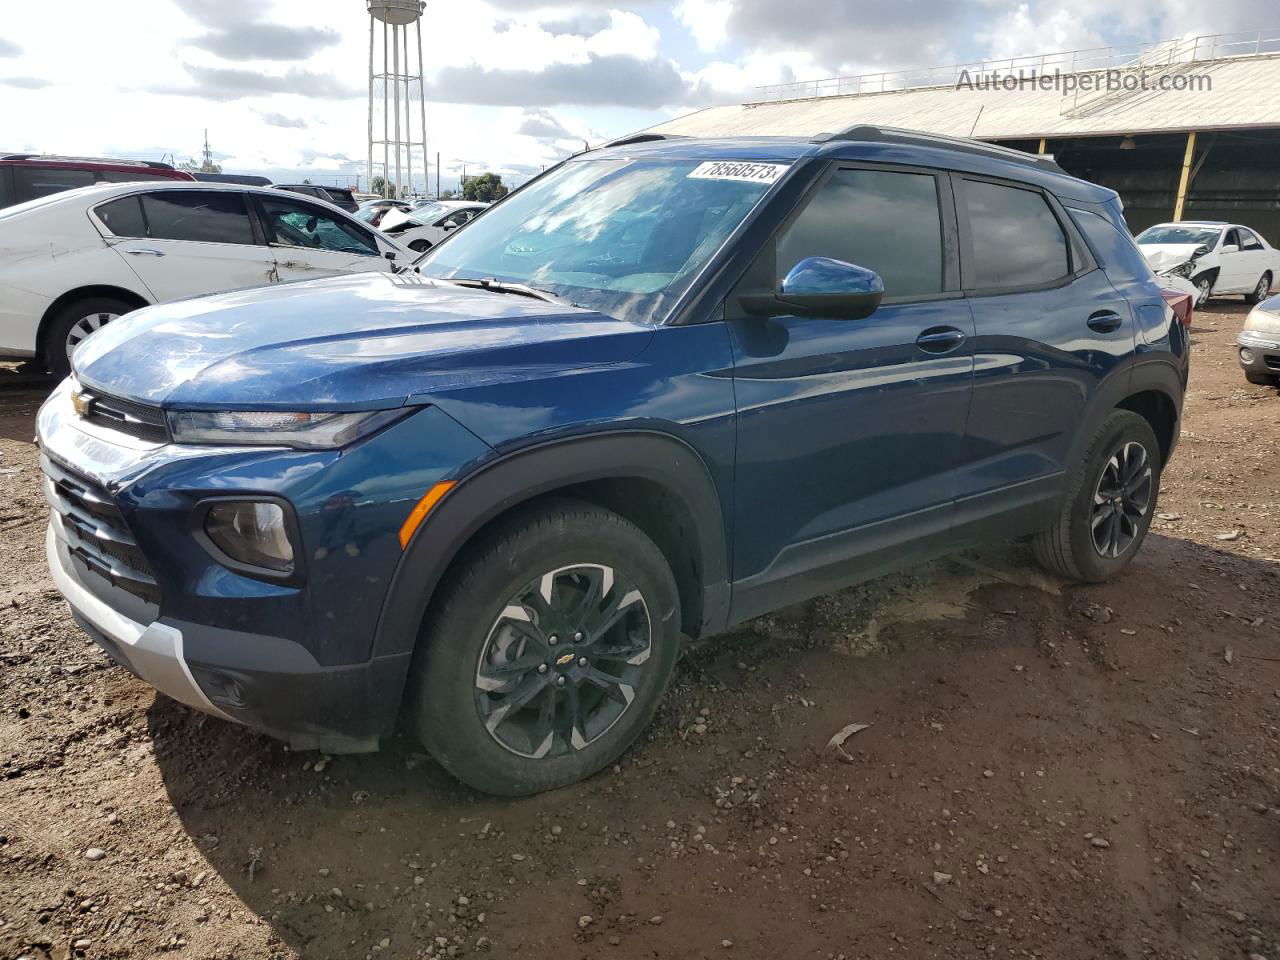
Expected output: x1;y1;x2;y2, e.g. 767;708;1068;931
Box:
1;302;1277;960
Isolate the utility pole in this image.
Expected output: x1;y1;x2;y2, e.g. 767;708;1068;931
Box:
202;129;213;171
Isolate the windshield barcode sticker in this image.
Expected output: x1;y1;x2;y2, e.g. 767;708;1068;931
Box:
687;161;790;184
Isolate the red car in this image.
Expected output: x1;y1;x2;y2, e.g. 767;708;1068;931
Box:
0;155;195;209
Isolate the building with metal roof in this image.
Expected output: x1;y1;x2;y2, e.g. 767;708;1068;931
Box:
647;31;1280;243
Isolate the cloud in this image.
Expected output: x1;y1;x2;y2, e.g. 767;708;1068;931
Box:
431;54;688;108
517;108;573;139
258;111;309;129
0;37;20;57
1;76;51;89
676;0;733;53
190;23;341;61
539;13;612;37
170;0;263;28
152;64;362;101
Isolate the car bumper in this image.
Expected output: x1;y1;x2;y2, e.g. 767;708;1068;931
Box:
1237;331;1280;376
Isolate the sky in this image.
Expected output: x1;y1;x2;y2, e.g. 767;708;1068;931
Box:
0;0;1272;193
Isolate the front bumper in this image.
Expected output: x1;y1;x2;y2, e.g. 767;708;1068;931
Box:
1237;331;1280;377
37;379;492;753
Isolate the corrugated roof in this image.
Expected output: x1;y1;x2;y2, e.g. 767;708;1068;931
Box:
648;54;1280;141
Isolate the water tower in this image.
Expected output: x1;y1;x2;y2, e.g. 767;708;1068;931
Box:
367;0;428;198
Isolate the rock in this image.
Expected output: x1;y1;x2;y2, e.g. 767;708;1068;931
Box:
1090;837;1111;849
510;853;526;862
648;915;664;925
721;939;734;948
983;769;994;778
932;872;953;885
578;916;593;929
83;848;105;861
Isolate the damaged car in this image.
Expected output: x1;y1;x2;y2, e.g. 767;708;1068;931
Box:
1136;221;1280;307
0;181;409;378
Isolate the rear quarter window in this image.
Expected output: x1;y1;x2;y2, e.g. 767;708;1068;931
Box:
1068;206;1155;285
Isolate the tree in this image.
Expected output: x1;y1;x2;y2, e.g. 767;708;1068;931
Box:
371;175;386;196
463;172;508;203
177;157;222;175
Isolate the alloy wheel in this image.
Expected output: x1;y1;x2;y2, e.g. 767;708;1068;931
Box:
1255;275;1270;302
475;563;652;759
65;312;120;359
1195;278;1212;307
1090;441;1153;558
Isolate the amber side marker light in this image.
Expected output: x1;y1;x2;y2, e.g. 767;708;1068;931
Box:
398;481;456;549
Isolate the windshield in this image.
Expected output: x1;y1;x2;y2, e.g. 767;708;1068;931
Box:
1136;225;1222;247
415;157;786;325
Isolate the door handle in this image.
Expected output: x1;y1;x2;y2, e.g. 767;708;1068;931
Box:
915;326;967;354
125;248;166;257
1087;310;1124;333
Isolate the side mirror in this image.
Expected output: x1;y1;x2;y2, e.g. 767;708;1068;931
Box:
741;256;884;319
441;219;460;231
1221;243;1239;254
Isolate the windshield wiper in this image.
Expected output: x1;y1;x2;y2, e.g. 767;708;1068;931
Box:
443;277;570;306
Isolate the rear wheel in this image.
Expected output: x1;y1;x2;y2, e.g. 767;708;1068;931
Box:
409;500;681;796
44;296;135;379
1033;410;1162;582
1246;271;1273;305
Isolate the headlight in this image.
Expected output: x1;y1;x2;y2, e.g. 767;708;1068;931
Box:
1161;261;1196;279
202;500;296;574
1244;306;1280;336
167;408;408;449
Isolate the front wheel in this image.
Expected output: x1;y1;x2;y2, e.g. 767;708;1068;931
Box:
408;500;681;796
1033;410;1162;582
1192;273;1214;307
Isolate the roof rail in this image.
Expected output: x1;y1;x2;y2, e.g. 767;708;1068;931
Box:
601;133;687;148
0;154;176;169
814;125;1068;175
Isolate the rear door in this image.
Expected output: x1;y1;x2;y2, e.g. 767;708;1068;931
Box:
251;193;392;280
954;175;1135;534
1236;228;1272;293
1216;228;1251;292
95;189;278;301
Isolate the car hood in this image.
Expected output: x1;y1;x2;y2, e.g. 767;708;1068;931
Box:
72;272;654;409
1139;243;1208;271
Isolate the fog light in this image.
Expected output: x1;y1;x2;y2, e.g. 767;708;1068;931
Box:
1239;347;1254;364
203;500;296;574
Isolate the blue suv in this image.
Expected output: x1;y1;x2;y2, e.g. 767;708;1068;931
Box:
38;127;1188;795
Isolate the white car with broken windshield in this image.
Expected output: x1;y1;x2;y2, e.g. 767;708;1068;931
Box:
1136;221;1280;307
0;181;409;378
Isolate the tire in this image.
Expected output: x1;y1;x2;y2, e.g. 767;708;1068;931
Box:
408;499;682;796
1246;271;1273;305
1245;371;1279;387
408;239;432;253
1191;272;1214;307
1033;410;1162;582
44;296;135;380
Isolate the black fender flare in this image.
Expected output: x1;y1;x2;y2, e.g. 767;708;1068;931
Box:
370;430;731;661
1065;359;1184;472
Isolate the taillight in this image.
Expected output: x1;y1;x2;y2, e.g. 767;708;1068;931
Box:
1160;290;1193;328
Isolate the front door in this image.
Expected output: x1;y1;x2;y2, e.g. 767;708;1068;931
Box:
727;164;974;621
253;194;392;281
102;189;277;301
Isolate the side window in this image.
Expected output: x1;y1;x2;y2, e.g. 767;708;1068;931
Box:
1067;207;1154;284
258;196;379;256
139;190;255;244
1239;228;1264;251
960;179;1070;289
14;167;95;202
776;168;945;298
96;196;147;238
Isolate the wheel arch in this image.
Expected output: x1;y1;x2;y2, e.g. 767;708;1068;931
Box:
37;284;151;363
371;430;732;664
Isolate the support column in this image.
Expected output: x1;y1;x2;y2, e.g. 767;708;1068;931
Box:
1174;130;1197;222
1037;137;1046;154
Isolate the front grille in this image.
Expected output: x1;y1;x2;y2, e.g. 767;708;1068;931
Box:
41;453;159;602
1265;355;1280;372
79;389;169;443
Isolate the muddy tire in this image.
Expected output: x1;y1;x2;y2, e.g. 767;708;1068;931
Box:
1033;410;1162;582
408;499;681;796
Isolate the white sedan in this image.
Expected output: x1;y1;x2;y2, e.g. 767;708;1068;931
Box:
1136;221;1280;307
0;181;410;377
379;200;490;253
